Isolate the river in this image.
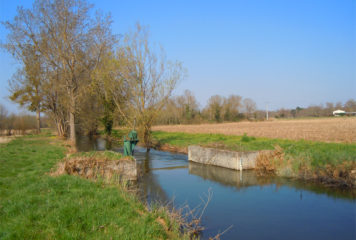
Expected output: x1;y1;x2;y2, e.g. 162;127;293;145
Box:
77;136;356;240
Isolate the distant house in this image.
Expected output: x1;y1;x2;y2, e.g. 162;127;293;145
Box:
333;110;346;116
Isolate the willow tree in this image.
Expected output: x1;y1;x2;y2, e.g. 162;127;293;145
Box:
3;0;116;146
115;24;185;150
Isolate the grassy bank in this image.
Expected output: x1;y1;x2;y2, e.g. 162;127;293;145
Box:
151;131;356;187
0;136;184;239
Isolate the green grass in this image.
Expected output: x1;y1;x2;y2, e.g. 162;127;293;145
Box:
0;137;183;239
152;131;356;169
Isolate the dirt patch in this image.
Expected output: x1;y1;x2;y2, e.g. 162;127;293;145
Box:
0;136;16;144
154;143;187;154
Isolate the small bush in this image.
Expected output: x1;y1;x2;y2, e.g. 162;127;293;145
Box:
241;133;255;142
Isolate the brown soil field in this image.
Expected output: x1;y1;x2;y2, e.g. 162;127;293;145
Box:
153;117;356;143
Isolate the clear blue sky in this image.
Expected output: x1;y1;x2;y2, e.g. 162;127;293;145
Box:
1;0;355;112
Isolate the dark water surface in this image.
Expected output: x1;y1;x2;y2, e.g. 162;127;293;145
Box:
77;137;356;240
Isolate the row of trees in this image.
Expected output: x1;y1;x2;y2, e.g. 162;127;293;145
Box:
3;0;184;150
0;104;50;135
156;90;257;124
156;90;356;124
272;99;356;118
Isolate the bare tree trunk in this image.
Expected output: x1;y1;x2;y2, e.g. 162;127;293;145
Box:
69;111;76;144
69;93;77;148
56;121;61;136
54;117;66;138
36;109;41;133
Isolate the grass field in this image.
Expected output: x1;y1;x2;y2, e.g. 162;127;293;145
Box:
0;136;184;239
153;117;356;143
151;131;356;187
152;131;356;166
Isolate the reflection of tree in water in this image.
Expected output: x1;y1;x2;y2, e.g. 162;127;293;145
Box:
105;139;112;150
76;135;116;152
136;152;170;206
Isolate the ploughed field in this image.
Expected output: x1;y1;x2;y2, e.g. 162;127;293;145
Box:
153;117;356;143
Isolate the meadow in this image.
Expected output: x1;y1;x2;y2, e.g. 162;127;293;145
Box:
0;136;185;239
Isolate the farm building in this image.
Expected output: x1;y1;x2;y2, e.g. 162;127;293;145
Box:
333;110;346;116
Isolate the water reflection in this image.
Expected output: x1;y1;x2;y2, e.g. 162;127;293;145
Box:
189;161;259;189
189;161;356;200
76;135;356;201
76;136;356;240
76;135;109;151
134;147;187;206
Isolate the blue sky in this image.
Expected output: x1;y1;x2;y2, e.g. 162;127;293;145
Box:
1;0;355;112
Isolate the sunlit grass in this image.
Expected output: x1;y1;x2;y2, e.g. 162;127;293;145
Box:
152;131;356;169
0;137;183;239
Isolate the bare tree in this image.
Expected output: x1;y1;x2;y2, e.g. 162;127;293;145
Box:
223;94;242;121
205;95;224;122
157;98;181;124
324;102;334;116
175;90;199;123
344;99;356;112
243;98;256;119
3;0;116;146
114;24;185;150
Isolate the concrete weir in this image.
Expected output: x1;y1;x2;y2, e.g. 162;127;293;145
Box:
188;145;259;170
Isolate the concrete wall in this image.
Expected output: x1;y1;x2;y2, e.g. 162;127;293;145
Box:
66;159;138;181
188;145;259;170
106;160;138;181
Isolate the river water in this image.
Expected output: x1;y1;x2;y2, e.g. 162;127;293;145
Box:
77;136;356;240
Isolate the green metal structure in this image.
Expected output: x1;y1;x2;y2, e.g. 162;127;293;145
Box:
123;130;139;156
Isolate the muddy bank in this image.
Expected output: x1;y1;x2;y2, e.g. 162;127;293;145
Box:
153;143;187;154
256;148;356;189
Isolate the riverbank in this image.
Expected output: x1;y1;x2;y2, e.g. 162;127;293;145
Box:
150;131;356;188
0;135;186;239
